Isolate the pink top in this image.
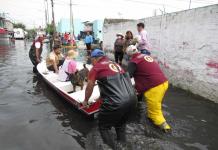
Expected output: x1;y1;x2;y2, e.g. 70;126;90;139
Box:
58;59;77;81
137;30;151;51
68;60;77;74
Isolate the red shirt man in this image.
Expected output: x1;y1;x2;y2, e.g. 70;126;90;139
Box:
83;49;136;149
127;45;171;132
128;52;167;94
88;57;124;81
29;35;44;72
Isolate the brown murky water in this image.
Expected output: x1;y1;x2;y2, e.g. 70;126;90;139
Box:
0;40;218;150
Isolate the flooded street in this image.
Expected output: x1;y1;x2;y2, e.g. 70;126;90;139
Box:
0;40;218;150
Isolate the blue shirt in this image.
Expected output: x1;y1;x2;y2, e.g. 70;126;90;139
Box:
85;35;93;44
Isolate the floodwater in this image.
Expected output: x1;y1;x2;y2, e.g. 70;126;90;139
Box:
0;40;218;150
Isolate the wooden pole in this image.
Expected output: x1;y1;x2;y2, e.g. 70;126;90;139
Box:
70;0;74;35
189;0;192;9
51;0;56;32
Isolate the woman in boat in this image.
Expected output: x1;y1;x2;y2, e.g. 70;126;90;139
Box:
46;44;64;73
58;50;78;81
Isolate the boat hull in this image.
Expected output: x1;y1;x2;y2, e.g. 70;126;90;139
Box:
37;61;101;116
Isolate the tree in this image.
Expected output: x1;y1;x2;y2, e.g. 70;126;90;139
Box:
26;29;36;40
45;23;55;35
13;23;26;30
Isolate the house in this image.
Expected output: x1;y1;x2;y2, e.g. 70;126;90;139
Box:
92;20;103;42
0;12;14;45
57;18;84;38
57;18;104;43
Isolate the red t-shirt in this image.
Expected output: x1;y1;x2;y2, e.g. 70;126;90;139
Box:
130;53;167;93
88;56;125;81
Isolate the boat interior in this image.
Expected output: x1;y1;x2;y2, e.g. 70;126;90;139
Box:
38;61;100;104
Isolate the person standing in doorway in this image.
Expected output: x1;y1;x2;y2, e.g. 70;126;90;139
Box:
114;33;125;65
136;22;151;55
29;34;44;73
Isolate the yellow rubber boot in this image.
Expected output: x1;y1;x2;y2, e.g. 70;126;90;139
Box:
144;81;171;131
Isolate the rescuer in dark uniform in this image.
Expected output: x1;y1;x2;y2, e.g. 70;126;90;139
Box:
82;49;137;149
29;35;44;72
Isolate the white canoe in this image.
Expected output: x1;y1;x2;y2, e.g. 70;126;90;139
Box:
37;61;101;115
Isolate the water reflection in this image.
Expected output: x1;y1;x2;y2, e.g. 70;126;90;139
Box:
30;74;96;149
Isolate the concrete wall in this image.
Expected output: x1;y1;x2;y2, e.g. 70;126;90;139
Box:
57;18;84;36
93;20;104;42
103;4;218;103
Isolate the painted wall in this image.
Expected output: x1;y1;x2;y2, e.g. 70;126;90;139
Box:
57;18;70;33
4;20;13;32
74;19;84;36
103;5;218;102
93;20;103;41
57;18;84;36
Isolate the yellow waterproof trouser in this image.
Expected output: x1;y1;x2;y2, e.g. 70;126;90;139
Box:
144;81;170;129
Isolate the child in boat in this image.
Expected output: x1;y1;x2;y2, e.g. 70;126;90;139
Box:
58;49;78;81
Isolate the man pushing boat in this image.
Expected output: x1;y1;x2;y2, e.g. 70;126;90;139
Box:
82;49;137;149
126;45;171;132
29;34;44;73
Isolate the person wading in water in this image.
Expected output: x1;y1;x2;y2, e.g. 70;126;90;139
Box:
29;34;44;73
126;45;171;132
82;49;137;149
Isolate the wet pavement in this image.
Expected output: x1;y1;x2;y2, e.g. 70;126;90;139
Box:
0;40;218;150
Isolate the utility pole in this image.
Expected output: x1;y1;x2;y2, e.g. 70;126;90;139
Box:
50;0;56;51
189;0;192;9
44;0;48;25
46;0;49;23
70;0;74;36
51;0;56;32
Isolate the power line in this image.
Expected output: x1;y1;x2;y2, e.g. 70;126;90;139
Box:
174;0;216;4
124;0;184;9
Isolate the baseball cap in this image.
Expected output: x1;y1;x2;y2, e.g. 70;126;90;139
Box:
126;45;138;56
91;49;105;58
116;33;124;37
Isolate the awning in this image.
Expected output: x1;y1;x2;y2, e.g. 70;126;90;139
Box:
0;28;8;34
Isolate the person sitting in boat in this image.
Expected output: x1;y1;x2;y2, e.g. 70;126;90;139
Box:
46;44;64;73
82;49;137;149
58;50;78;81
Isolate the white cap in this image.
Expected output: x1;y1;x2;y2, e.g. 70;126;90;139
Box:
116;33;124;37
126;45;138;56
